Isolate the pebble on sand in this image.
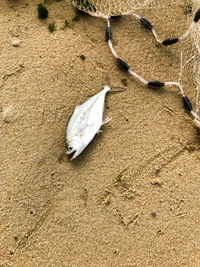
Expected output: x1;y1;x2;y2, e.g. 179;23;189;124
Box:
2;106;18;123
12;39;21;47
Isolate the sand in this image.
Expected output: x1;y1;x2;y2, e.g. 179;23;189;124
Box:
0;0;200;266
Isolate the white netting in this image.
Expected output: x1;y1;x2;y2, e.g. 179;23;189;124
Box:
72;0;153;16
192;0;200;114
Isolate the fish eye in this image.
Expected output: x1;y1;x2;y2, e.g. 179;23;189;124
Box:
67;146;73;151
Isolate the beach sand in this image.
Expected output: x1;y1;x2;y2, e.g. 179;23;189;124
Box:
0;0;200;265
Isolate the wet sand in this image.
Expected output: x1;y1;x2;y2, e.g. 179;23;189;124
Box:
0;0;200;266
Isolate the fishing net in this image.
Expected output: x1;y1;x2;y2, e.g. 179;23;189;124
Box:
192;0;200;115
72;0;200;126
72;0;153;17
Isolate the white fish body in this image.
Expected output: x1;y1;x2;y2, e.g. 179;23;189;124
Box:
66;86;111;159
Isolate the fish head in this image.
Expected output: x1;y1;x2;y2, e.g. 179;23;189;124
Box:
66;135;84;160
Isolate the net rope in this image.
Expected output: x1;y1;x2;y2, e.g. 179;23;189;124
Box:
72;0;200;127
192;0;200;115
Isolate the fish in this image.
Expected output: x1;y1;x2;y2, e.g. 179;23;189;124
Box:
66;85;111;160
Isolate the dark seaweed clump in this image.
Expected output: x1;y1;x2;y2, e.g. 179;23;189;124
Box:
48;22;56;33
121;78;128;87
80;55;86;61
38;3;49;19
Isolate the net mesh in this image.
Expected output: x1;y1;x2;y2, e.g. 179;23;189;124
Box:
72;0;153;16
192;0;200;114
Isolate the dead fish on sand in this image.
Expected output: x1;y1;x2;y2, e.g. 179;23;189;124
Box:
66;86;111;160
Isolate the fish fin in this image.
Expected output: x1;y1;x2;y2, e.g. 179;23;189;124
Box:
71;146;85;160
102;116;112;125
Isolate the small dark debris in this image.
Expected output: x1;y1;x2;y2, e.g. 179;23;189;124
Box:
51;173;54;177
37;3;48;19
30;211;33;215
116;174;122;183
121;78;128;87
14;236;18;241
63;19;70;28
126;119;129;122
80;55;86;61
72;15;80;22
157;229;164;235
48;22;56;33
64;20;70;26
154;168;160;175
10;251;14;255
185;4;193;14
151;212;156;218
116;173;125;183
